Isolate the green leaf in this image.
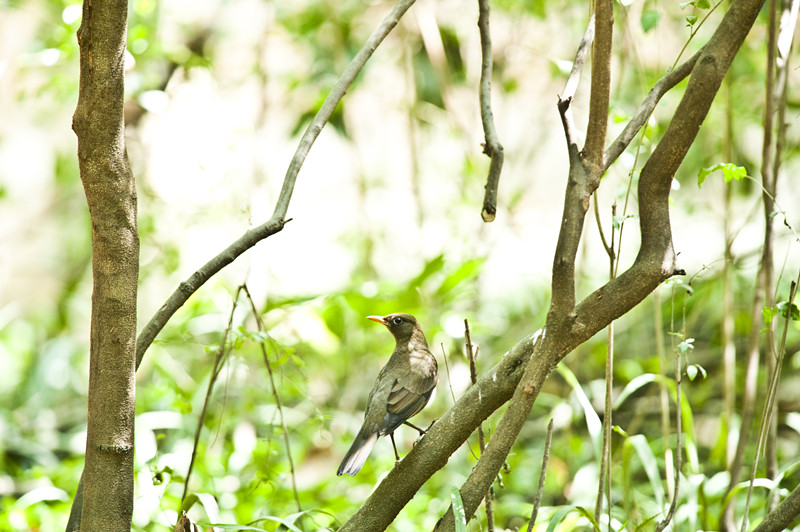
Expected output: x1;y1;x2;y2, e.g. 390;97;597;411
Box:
763;306;775;325
777;301;800;321
451;487;468;532
641;10;661;32
686;15;698;25
697;162;747;187
696;0;711;8
679;1;694;8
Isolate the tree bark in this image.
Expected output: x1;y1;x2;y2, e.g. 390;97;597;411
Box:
70;0;138;530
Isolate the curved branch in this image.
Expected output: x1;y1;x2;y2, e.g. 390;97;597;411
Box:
134;0;419;368
478;0;505;222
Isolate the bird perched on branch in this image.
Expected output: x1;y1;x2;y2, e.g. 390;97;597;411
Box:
337;313;438;476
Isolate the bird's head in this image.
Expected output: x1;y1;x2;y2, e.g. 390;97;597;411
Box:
367;313;421;342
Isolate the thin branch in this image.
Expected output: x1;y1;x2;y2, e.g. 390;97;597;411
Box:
135;0;419;369
477;0;505;223
603;50;701;173
242;285;301;512
740;278;799;531
558;16;595;161
181;287;238;503
594;205;616;524
655;294;684;532
465;320;493;530
526;419;554;532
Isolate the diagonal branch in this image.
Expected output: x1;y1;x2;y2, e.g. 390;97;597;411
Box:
603;50;702;173
478;0;505;223
134;0;419;369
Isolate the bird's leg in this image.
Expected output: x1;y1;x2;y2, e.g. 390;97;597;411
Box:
389;432;401;462
403;420;428;436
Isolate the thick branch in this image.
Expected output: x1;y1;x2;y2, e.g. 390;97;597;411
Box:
582;0;613;171
752;483;800;532
478;0;505;222
134;0;419;368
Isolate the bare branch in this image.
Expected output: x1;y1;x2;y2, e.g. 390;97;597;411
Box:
464;320;493;529
478;0;505;223
135;0;419;368
181;288;237;504
526;419;553;532
558;16;595;161
243;285;301;512
752;483;800;532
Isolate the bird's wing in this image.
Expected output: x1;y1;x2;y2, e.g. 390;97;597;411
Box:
379;363;437;435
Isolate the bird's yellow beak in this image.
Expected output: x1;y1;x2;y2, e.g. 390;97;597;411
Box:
366;315;386;325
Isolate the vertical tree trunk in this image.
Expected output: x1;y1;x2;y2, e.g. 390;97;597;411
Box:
71;0;138;529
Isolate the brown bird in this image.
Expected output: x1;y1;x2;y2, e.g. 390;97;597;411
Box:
337;313;438;476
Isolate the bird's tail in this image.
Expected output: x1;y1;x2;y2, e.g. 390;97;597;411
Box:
337;431;379;476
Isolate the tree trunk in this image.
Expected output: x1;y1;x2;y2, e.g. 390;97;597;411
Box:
69;0;138;530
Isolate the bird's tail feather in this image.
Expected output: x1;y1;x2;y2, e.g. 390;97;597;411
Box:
337;432;379;476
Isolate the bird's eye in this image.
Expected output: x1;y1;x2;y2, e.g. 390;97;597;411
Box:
392;317;403;325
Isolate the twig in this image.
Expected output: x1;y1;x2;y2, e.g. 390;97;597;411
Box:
594;204;617;525
477;0;505;222
242;284;301;512
135;0;420;369
655;287;685;531
527;418;553;532
740;278;799;532
181;287;239;503
465;320;493;529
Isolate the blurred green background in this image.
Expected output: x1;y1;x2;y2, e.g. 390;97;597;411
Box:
1;0;799;529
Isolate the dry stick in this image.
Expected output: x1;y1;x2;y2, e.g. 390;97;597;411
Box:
181;287;240;503
594;203;617;526
134;0;419;369
740;279;800;532
242;285;301;512
477;0;504;223
526;418;554;532
655;288;684;532
464;320;494;530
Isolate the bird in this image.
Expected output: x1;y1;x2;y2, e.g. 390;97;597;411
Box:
337;313;438;476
